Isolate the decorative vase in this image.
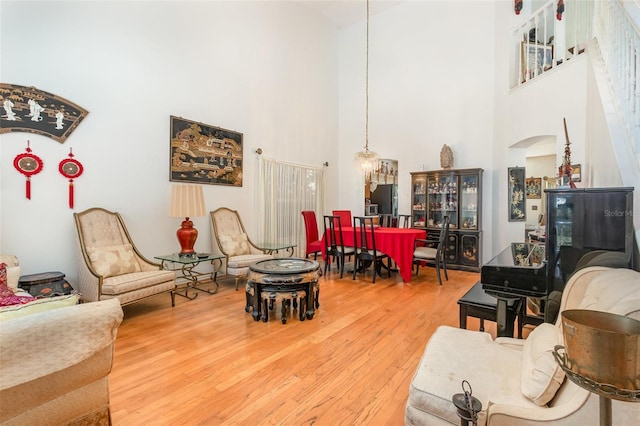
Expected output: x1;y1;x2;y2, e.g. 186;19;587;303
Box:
176;218;198;255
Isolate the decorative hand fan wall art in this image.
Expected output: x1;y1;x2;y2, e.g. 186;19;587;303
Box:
0;83;88;143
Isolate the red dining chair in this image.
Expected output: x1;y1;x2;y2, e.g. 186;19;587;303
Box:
301;211;322;260
332;210;352;230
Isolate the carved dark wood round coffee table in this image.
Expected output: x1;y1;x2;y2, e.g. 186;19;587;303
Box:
247;258;320;323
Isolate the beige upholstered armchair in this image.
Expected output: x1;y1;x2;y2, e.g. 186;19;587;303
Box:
210;207;273;289
74;207;176;306
405;266;640;425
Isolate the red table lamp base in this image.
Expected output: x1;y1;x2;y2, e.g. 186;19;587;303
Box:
176;217;198;256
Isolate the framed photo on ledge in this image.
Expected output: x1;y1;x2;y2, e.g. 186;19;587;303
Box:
571;164;581;182
521;42;553;82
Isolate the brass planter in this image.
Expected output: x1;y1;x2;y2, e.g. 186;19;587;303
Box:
561;309;640;391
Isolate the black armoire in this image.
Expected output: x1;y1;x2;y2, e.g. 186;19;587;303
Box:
545;187;634;292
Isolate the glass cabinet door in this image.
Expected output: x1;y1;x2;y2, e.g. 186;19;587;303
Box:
460;174;479;230
411;174;426;227
427;173;457;229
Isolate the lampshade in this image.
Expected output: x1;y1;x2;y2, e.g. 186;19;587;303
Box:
170;184;205;218
169;184;205;256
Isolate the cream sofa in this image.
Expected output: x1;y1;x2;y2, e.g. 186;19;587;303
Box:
406;266;640;425
0;298;123;425
0;254;124;425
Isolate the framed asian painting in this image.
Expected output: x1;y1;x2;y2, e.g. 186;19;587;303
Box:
169;116;243;187
508;167;526;221
525;177;542;199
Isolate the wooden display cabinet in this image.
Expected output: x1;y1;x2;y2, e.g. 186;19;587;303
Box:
411;168;483;271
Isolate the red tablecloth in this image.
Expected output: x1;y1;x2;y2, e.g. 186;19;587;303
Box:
321;227;426;282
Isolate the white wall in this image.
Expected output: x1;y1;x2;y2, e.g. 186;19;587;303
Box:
337;0;497;261
0;1;339;280
491;1;592;258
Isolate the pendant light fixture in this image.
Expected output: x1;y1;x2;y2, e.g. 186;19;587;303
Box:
353;0;380;175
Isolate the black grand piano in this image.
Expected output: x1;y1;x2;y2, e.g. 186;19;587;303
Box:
481;187;634;337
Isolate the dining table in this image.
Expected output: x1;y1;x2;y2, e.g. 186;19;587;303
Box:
321;226;427;282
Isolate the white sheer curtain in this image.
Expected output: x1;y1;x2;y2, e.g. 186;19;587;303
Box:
256;156;325;258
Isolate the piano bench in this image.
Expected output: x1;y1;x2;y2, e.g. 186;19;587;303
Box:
457;282;523;338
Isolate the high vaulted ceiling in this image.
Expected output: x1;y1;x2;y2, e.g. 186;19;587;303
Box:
295;0;405;28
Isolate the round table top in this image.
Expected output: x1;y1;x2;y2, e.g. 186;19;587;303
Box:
249;258;319;275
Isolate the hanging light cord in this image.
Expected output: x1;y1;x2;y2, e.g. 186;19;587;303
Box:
365;0;370;152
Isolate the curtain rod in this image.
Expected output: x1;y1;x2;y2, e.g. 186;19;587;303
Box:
255;148;328;170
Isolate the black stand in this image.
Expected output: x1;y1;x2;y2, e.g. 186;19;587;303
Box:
452;380;482;426
553;345;640;426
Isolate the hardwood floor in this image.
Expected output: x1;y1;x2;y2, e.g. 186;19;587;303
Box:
110;264;493;425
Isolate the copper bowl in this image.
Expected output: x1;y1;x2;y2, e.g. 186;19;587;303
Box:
561;309;640;391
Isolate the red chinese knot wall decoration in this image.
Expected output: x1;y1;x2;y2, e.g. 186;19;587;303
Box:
59;148;84;208
13;140;43;199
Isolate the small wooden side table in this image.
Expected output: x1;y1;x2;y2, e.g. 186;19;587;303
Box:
247;258;320;323
458;282;522;338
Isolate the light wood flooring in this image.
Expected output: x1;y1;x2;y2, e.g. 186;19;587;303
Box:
110;263;500;425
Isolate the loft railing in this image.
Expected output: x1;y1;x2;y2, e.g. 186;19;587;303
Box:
512;0;592;87
592;0;640;163
512;0;639;166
